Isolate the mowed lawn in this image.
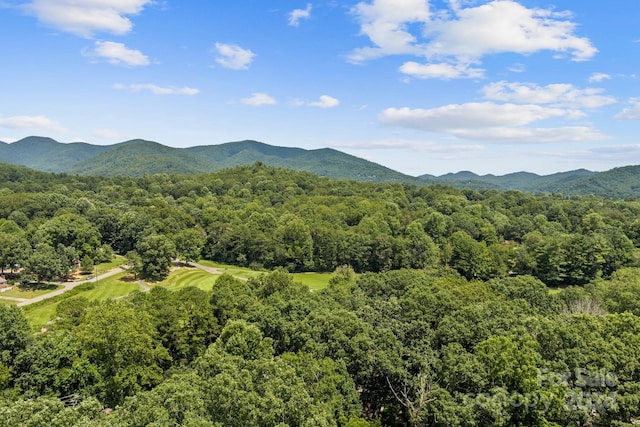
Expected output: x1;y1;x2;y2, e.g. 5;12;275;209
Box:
23;272;140;328
81;273;140;300
196;260;263;280
197;260;334;290
156;268;218;292
0;283;62;299
291;272;333;291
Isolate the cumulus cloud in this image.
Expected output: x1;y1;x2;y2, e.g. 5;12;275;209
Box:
26;0;152;37
113;83;199;95
350;0;597;79
349;0;430;62
588;72;611;83
214;42;255;70
241;93;277;106
289;3;312;27
93;41;149;66
0;115;66;133
309;95;340;108
399;61;484;79
614;99;640;120
378;103;605;142
482;81;616;108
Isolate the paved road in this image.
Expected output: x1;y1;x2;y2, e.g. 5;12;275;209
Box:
14;268;124;307
1;262;245;307
190;262;249;281
189;262;223;275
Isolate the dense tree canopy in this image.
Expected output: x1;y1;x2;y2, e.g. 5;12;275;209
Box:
2;163;640;425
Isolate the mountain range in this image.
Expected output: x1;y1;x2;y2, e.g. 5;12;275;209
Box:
2;136;640;198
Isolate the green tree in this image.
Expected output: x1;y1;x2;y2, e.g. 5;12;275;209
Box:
135;234;176;280
0;232;30;274
24;244;66;283
77;301;170;407
173;228;205;264
80;255;94;275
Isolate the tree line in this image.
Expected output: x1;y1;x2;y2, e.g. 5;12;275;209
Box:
1;162;639;285
2;163;640;425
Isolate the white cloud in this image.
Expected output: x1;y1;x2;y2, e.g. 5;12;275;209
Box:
350;0;597;78
214;42;255;70
482;81;616;108
588;72;611;83
400;61;484;79
113;83;199;95
508;63;525;73
289;3;312;27
93;41;149;66
26;0;152;37
378;102;605;142
349;0;430;62
614;99;640;120
241;93;277;106
309;95;340;108
424;1;596;61
0;115;66;133
379;103;571;131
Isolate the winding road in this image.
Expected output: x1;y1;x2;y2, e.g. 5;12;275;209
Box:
5;268;125;307
0;262;244;307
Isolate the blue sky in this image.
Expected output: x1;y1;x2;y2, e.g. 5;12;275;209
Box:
2;0;640;176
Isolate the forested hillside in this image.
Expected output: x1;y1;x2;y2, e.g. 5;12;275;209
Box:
1;163;640;425
1;137;420;184
6;136;640;197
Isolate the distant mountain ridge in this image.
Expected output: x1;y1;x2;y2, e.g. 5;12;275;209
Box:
0;136;420;183
3;136;640;198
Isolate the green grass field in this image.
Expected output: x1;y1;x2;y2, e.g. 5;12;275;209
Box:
196;260;263;280
197;260;334;290
20;261;335;328
0;283;62;299
81;272;140;301
291;272;333;291
156;268;218;292
0;298;17;305
22;272;140;328
23;302;58;330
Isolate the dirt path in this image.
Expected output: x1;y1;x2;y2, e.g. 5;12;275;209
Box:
13;268;124;307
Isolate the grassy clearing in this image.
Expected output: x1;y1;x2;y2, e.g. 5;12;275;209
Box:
291;272;333;291
0;298;17;305
81;272;140;301
0;283;62;299
197;260;334;289
23;302;58;330
196;260;263;280
22;272;139;329
156;268;218;292
95;256;126;275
